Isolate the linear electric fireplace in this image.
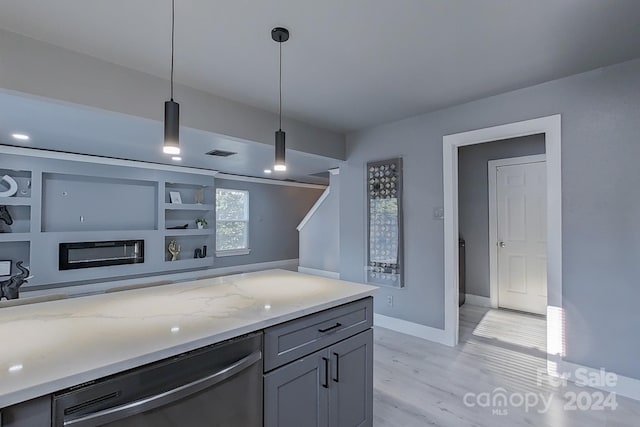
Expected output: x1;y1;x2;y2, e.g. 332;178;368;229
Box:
59;240;145;270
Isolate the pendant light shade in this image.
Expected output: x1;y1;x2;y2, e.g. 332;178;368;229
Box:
272;27;289;172
163;0;180;155
164;100;180;154
274;129;286;171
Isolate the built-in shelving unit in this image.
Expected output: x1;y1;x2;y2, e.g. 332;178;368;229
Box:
164;203;214;211
0;234;33;243
164;257;213;269
162;181;214;268
0;152;216;287
0;198;33;206
164;229;212;237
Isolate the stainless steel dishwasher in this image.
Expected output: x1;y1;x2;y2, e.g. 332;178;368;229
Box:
52;332;262;427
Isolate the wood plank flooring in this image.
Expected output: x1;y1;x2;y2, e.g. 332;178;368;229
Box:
373;304;640;427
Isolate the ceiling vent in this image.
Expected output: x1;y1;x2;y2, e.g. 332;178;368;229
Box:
205;149;237;157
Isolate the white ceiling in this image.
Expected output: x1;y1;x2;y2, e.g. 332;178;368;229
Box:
0;93;338;184
1;1;639;132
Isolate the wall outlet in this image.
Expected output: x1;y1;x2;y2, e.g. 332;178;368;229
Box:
387;295;393;307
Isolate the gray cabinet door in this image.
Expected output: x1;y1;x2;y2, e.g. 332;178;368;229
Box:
264;349;329;427
1;395;52;427
328;329;373;427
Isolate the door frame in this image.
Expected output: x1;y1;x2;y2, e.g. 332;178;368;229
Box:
442;115;563;368
488;154;547;309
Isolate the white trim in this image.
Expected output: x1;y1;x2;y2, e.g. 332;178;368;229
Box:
551;360;640;402
216;172;327;189
215;249;251;257
329;168;340;175
297;266;340;279
20;259;299;299
487;154;546;309
443;115;562;351
297;187;331;231
374;314;450;346
0;144;219;176
464;294;491;308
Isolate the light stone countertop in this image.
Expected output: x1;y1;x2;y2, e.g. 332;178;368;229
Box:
0;269;377;408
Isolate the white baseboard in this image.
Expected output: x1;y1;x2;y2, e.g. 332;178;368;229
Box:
21;259;300;299
464;294;492;307
374;313;451;346
551;359;640;402
297;266;340;279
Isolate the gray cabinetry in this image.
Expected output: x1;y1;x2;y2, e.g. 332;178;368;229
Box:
264;349;329;427
264;297;373;427
0;396;51;427
329;329;373;427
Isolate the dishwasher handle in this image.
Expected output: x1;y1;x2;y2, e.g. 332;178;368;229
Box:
64;350;262;427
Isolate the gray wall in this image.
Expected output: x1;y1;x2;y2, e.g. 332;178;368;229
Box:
341;57;640;379
299;173;340;273
0;28;345;160
458;135;545;297
213;178;324;268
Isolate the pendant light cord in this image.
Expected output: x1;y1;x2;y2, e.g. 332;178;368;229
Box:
170;0;175;101
279;40;282;130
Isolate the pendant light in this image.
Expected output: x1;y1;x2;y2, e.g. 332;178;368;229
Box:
272;27;289;172
163;0;180;155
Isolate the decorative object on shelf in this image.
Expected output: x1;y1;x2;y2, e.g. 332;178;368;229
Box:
0;205;13;232
168;239;181;261
194;245;208;259
194;188;204;204
167;223;189;230
271;27;290;172
163;0;181;156
0;260;10;276
19;179;31;196
169;191;182;204
0;175;18;198
0;261;30;300
366;158;404;288
195;218;208;229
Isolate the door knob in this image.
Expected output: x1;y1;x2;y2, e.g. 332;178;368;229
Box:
498;241;506;248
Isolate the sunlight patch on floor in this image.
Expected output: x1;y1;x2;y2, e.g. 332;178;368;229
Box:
471;308;546;353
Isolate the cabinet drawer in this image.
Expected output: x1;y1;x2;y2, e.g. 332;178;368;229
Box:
264;297;372;372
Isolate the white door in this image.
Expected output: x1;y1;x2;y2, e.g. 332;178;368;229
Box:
496;161;547;315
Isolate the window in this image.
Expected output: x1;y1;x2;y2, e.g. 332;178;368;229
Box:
215;188;250;255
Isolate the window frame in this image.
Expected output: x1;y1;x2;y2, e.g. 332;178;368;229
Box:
215;188;251;256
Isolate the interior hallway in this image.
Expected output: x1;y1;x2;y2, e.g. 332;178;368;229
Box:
373;304;640;427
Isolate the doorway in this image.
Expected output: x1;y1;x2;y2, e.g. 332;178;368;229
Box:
489;155;547;315
442;115;563;371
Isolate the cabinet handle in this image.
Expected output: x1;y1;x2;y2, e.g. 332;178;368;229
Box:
332;352;340;383
321;357;329;388
318;322;342;333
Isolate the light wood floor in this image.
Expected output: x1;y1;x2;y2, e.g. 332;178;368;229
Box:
373;304;640;427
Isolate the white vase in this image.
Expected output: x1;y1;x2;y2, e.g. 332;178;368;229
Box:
197;223;204;229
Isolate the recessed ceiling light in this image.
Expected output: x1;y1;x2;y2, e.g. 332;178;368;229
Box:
8;364;23;372
171;156;182;161
274;165;287;172
12;133;30;141
264;169;272;174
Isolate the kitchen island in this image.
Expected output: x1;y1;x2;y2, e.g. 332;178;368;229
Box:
0;269;376;426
